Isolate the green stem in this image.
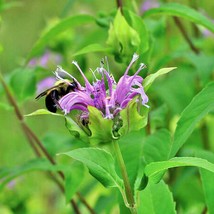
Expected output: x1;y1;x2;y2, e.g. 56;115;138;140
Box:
173;16;200;55
112;140;137;214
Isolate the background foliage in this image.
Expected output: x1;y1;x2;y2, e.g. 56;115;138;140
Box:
0;0;214;213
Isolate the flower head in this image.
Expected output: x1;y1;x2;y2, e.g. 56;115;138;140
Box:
36;53;149;143
57;53;149;121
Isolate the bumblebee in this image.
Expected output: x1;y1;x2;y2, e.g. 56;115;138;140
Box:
35;80;78;113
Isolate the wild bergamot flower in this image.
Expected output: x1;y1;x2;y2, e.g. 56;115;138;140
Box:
57;53;148;118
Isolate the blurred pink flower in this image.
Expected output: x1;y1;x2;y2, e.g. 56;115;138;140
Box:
141;0;159;12
28;50;62;68
36;76;56;94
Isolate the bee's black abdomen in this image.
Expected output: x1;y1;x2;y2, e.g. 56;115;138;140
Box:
45;90;59;113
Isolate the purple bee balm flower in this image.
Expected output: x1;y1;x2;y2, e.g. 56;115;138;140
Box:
57;53;149;120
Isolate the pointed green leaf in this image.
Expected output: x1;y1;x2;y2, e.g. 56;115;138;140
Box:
88;106;115;145
26;110;89;142
107;9;140;62
25;109;63;117
119;99;148;136
145;157;214;183
170;82;214;157
143;67;176;92
72;43;112;57
143;3;214;33
27;14;95;61
62;148;123;189
138;181;176;214
124;9;149;55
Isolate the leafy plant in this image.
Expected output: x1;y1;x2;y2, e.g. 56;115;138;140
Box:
1;0;214;213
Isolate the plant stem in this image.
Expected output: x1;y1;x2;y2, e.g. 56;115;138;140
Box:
173;16;200;55
116;0;122;9
112;140;137;214
116;0;123;14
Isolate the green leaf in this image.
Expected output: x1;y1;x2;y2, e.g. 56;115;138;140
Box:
145;157;214;183
9;68;36;101
25;109;63;117
64;163;85;203
26;110;89;142
143;3;214;33
197;151;214;214
107;9;140;62
88;106;115;145
143;129;172;164
138;181;176;214
124;9;149;55
72;43;112;57
200;169;214;214
0;159;65;191
62;148;123;189
143;67;176;92
170;82;214;157
119;98;148;136
27;14;95;60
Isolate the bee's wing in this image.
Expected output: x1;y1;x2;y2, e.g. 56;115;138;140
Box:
35;90;48;100
35;86;57;100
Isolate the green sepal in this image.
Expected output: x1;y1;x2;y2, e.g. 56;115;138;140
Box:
119;98;148;136
65;116;89;143
88;106;117;145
